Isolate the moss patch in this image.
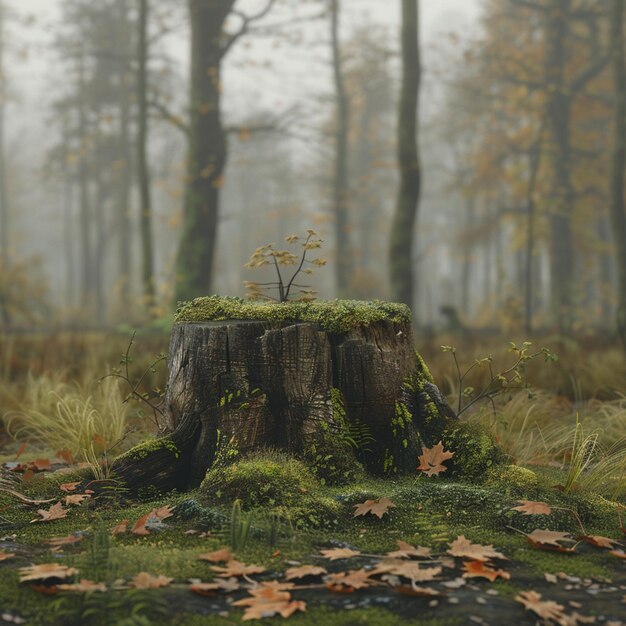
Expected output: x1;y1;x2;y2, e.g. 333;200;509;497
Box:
175;296;411;333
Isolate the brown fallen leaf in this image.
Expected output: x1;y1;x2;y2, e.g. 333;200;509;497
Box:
131;505;174;535
353;498;396;519
110;520;128;535
57;579;107;593
46;535;84;548
609;549;626;559
417;441;454;477
64;494;91;506
19;564;79;583
386;540;432;559
511;500;552;515
0;550;15;561
210;560;266;578
32;459;51;472
395;583;441;597
462;560;511;582
372;559;441;582
447;535;507;561
56;449;74;464
526;529;577;553
197;547;233;563
325;569;376;591
30;502;68;524
578;535;621;550
130;572;173;589
233;583;306;621
59;482;80;493
515;590;566;623
320;547;361;561
190;577;241;596
284;565;327;581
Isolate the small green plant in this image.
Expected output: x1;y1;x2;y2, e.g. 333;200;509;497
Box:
243;230;326;302
442;341;558;417
230;499;253;551
103;332;166;431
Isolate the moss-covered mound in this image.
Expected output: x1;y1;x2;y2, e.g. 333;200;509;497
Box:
175;295;412;333
199;452;343;528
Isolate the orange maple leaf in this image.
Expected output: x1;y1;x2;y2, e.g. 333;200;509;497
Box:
353;498;396;519
386;540;432;559
58;579;107;592
462;560;510;582
19;563;79;583
233;583;305;620
210;560;266;577
578;534;621;550
447;535;507;561
511;500;552;515
130;573;173;589
197;547;233;563
59;482;80;493
325;569;376;591
0;550;15;561
417;441;454;476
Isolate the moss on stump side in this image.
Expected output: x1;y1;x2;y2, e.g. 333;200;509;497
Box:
175;295;412;333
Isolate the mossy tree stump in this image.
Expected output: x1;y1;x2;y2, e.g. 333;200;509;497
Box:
112;297;458;494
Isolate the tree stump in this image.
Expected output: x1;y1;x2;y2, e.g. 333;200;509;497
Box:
112;298;458;494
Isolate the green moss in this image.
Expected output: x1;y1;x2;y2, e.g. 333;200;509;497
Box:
113;436;180;464
440;420;508;480
175;296;411;333
485;464;540;498
200;451;318;508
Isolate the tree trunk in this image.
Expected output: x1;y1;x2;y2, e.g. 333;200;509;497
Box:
610;0;626;347
174;0;234;303
137;0;155;303
112;317;456;494
330;0;352;296
389;0;420;309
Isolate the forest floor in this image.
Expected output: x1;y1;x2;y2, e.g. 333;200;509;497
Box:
0;331;625;625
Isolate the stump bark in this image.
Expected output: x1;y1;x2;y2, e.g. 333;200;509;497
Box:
112;316;457;494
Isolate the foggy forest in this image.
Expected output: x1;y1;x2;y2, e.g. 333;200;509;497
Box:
0;1;626;625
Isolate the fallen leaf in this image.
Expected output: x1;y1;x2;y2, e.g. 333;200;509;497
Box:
320;547;361;561
19;564;79;583
417;441;454;477
57;579;107;592
30;502;68;523
59;482;80;493
130;572;173;589
526;529;577;552
65;494;91;506
28;584;58;595
46;535;84;548
353;498;396;519
233;583;306;620
210;560;266;577
56;450;74;464
131;505;173;535
190;577;241;596
0;551;15;561
609;549;626;559
386;541;432;559
110;520;128;535
511;500;552;515
515;590;566;623
395;583;441;597
447;536;507;561
284;565;327;580
578;535;621;550
32;459;51;472
462;560;510;582
372;559;441;582
325;569;375;591
197;547;233;563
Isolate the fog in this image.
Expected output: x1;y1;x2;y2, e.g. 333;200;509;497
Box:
1;0;623;339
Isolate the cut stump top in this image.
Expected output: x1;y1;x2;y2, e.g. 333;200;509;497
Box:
175;296;412;333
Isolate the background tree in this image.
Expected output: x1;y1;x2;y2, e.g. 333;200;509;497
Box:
389;0;421;309
174;0;276;303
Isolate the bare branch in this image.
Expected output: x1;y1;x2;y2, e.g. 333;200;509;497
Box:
220;0;278;59
148;99;188;134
